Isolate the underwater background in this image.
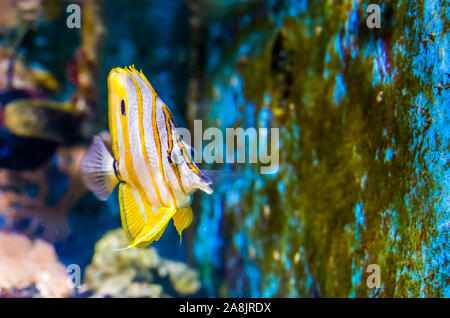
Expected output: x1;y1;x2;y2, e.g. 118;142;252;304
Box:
0;0;448;298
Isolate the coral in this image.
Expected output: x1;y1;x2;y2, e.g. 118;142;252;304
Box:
83;228;201;298
0;230;74;297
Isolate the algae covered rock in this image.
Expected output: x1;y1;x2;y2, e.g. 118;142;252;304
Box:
83;228;201;298
190;0;449;297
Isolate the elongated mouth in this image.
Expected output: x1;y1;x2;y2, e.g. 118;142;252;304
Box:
199;173;212;184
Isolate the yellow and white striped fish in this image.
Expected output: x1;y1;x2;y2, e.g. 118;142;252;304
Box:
81;65;213;249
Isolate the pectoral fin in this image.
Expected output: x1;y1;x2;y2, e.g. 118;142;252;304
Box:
81;135;119;200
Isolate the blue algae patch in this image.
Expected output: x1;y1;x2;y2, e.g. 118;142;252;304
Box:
346;0;359;36
261;273;279;297
233;231;246;253
237;32;265;58
210;81;240;128
277;181;285;194
226;190;241;207
387;210;399;242
282;253;292;271
285;0;307;17
194;195;225;296
333;74;346;105
333;34;344;61
245;214;255;228
384;148;394;161
270;0;308;27
361;173;367;189
325;51;331;64
258;107;273;129
405;0;450;293
304;264;314;293
372;60;382;87
246;263;261;297
194;198;224;267
351;262;363;297
354;202;365;229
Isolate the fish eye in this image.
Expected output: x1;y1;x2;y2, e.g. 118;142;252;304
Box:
120;99;126;117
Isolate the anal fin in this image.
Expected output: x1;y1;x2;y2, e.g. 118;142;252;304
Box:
172;207;193;243
118;206;177;250
118;183;148;246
